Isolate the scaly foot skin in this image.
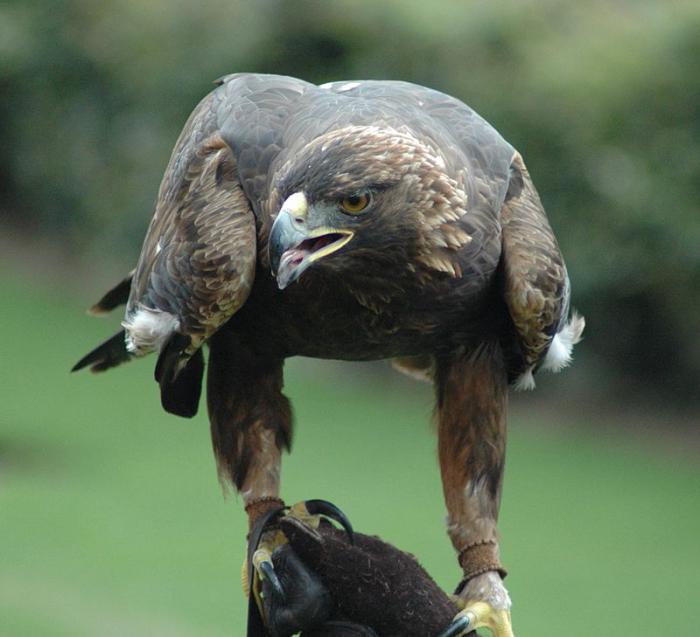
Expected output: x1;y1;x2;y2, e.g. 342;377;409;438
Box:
440;571;514;637
248;527;287;600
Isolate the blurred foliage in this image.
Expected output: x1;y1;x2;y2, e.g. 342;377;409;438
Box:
1;0;699;404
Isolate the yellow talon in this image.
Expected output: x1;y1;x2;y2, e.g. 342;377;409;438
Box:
289;501;323;527
241;557;250;597
453;601;514;637
244;526;289;622
252;545;274;573
244;500;354;631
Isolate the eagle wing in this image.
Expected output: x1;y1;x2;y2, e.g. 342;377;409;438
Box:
73;91;257;416
500;152;584;389
382;84;582;386
74;75;317;415
122;95;256;409
125;136;256;356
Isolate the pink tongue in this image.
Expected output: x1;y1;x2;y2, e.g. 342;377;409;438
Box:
283;236;335;269
286;248;308;267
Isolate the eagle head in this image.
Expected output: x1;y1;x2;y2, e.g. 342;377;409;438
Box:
268;125;468;289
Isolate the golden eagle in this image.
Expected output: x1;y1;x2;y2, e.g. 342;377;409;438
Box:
74;73;584;636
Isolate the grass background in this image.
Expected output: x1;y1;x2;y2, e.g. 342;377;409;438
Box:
1;273;698;637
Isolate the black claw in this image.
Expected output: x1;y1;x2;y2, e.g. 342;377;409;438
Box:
436;616;470;637
247;504;287;598
259;559;286;600
303;499;355;545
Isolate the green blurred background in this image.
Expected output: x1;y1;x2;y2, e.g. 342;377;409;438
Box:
1;1;698;635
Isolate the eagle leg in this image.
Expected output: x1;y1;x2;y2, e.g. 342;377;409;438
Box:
435;342;515;637
206;332;292;523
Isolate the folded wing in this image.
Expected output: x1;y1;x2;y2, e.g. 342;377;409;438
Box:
500;152;584;390
75;93;257;417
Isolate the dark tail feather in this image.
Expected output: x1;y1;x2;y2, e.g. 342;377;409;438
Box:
155;333;204;418
71;330;131;373
88;271;134;316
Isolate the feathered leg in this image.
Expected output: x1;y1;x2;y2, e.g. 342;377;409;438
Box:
436;342;514;637
207;331;291;527
208;332;347;635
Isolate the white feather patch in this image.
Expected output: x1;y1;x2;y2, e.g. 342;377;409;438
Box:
514;312;585;391
542;312;586;373
122;306;180;355
514;367;536;391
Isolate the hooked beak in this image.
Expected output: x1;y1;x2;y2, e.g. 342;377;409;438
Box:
269;192;354;290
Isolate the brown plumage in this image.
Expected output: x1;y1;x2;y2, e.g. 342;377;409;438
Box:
73;73;584;635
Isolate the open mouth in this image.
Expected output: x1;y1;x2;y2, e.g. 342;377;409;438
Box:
281;232;352;269
275;228;354;289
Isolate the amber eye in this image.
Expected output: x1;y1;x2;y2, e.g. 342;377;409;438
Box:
340;192;371;214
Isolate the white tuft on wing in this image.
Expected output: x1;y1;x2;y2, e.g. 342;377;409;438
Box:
541;312;585;373
513;367;536;391
122;306;180;355
514;312;585;391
